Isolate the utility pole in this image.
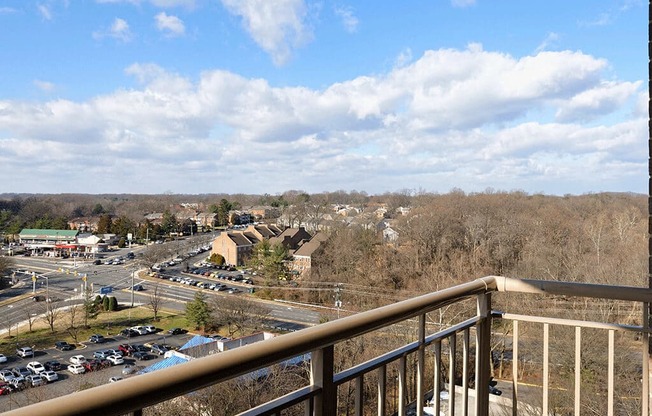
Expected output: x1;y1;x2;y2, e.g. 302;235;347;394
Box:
334;284;342;319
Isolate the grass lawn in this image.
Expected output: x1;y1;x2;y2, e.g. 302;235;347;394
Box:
0;306;187;356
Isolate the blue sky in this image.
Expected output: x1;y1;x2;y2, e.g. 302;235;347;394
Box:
0;0;647;196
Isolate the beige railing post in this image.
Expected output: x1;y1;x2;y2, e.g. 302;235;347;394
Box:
311;345;335;416
475;292;491;416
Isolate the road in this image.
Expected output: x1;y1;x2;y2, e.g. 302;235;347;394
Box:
2;238;320;335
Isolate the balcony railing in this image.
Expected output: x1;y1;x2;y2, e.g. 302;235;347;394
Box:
4;276;652;416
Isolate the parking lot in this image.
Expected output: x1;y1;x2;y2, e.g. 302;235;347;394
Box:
0;330;193;412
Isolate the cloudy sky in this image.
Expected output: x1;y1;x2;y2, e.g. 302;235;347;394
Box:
0;0;647;196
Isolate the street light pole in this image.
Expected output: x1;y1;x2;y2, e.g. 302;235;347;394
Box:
131;270;135;307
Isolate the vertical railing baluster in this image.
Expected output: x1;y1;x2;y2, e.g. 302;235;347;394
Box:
574;326;581;416
398;355;407;416
434;340;442;413
448;334;456;416
355;376;363;416
311;346;335;416
543;323;549;416
643;303;650;416
417;314;425;416
475;293;491;416
462;328;469;416
608;329;614;416
304;397;312;416
512;320;518;416
377;366;386;416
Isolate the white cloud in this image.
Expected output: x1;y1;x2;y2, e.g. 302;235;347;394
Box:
93;18;133;42
0;7;17;14
334;5;359;33
155;12;185;36
33;80;56;92
37;4;52;20
535;32;560;53
555;81;641;122
220;0;313;66
0;46;645;194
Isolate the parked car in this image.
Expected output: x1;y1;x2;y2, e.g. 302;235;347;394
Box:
132;352;151;361
44;361;62;371
16;347;34;358
0;382;12;395
0;354;7;364
89;334;105;343
8;378;26;391
122;365;135;375
25;374;45;387
11;367;31;378
132;284;144;291
120;328;139;338
131;326;148;335
167;327;186;335
144;325;157;334
55;341;74;351
132;344;149;353
69;355;87;365
93;350;112;359
67;364;85;375
106;355;124;365
26;361;45;374
83;359;109;372
118;344;135;356
40;370;58;382
106;349;123;357
0;370;15;382
109;376;123;383
150;344;168;356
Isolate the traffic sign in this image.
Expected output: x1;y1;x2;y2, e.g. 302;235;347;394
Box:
100;286;113;295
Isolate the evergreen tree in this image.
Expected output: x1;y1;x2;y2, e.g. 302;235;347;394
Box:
186;291;212;330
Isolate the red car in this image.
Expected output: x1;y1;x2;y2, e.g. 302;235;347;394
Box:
118;344;135;356
0;382;12;396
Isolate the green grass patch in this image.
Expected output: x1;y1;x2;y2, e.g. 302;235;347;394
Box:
0;306;187;356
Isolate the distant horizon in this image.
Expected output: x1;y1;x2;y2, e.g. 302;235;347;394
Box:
0;1;647;195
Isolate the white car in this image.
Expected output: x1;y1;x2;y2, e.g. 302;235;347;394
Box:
0;370;14;382
25;374;45;387
67;364;86;375
144;325;157;334
41;370;58;382
109;376;123;383
69;355;87;365
131;326;148;335
106;355;124;365
0;354;7;364
26;361;46;374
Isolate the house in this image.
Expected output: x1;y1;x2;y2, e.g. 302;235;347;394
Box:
290;232;328;276
68;217;100;233
211;232;256;266
248;206;281;221
268;227;312;251
195;213;217;231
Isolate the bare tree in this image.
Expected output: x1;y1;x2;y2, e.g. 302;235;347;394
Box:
148;282;164;321
211;296;271;337
22;303;38;332
66;304;83;343
40;303;62;333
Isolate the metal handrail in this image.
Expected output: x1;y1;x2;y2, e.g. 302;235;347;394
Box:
4;275;652;416
4;276;497;416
